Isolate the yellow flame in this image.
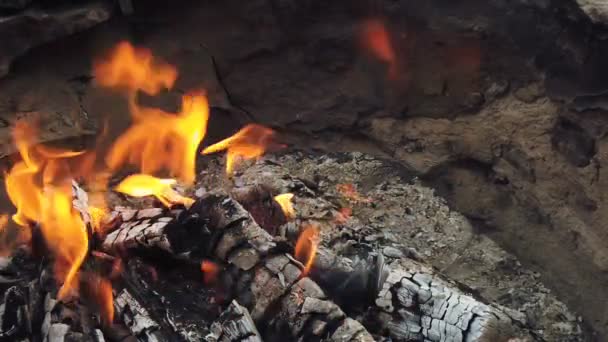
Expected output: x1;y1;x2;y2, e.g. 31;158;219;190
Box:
274;193;295;220
95;42;208;185
5;122;88;300
114;174;194;208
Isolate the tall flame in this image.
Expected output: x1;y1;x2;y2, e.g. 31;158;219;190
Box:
106;93;209;184
95;42;209;185
294;224;320;277
202;124;278;175
42;187;88;299
5;122;88;299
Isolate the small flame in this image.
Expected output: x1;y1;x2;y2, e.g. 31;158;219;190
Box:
114;174;194;208
84;273;114;326
201;260;220;285
202;124;278;175
360;18;397;78
336;183;372;203
294;224;320;277
274;193;295;220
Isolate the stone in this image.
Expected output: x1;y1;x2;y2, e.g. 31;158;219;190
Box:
576;0;608;24
0;2;112;78
0;0;31;9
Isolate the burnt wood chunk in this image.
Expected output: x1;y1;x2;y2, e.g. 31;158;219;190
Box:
373;259;527;342
207;300;262;342
102;194;374;341
114;289;168;342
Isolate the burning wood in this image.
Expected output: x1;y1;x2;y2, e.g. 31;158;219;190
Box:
0;39;583;342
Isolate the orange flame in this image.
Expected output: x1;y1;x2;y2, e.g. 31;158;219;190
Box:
94;41;177;96
202;124;278;175
106;92;210;185
274;193;295;220
5;122;88;299
42;187;89;299
84;273;114;326
360;18;397;78
114;174;194;208
294;224;320;277
201;260;220;285
95;42;209;185
336;183;372;203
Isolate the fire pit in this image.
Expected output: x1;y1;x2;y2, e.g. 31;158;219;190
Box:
0;0;606;341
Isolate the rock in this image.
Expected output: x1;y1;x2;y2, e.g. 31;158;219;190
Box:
576;0;608;24
484;80;510;102
0;0;31;9
0;2;113;78
382;246;404;259
513;83;544;103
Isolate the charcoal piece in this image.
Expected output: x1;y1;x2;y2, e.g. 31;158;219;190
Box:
114;289;168;342
231;185;287;235
207;300;262;342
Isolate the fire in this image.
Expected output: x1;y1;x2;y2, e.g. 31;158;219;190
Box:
202;124;278;175
105;92;210;185
274;193;295;220
336;183;372;203
5;122;88;299
93;41;177;96
360;18;396;78
42;187;89;299
114;174;194;208
201;260;220;285
83;273;114;326
95;42;209;185
294;224;320;277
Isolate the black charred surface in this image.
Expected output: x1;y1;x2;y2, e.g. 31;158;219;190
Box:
231;185;287;235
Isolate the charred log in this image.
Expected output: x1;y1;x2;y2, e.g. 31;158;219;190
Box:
207;300;262;342
102;194;375;341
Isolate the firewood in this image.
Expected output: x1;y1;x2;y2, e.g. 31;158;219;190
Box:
102;194;375;341
207;300;262;342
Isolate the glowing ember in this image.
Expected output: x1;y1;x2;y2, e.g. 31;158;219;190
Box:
274;193;295;220
114;174;194;208
202;124;279;175
334;207;352;225
84;273;114;326
201;260;220;285
360;18;396;78
294;224;320;277
336;183;372;203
